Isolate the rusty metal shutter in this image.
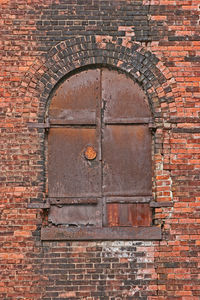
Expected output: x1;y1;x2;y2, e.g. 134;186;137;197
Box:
48;69;102;226
102;125;152;196
48;127;101;198
47;68;152;229
49;69;99;124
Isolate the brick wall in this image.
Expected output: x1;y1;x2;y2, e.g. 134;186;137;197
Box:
0;0;200;299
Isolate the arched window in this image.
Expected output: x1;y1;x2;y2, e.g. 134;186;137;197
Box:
41;68;161;240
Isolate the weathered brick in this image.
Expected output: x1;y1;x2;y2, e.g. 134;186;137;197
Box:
1;0;200;299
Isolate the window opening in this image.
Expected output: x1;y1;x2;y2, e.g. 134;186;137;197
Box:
36;67;162;240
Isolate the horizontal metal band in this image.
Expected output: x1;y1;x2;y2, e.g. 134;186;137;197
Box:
50;119;96;126
103;191;153;197
27;122;49;129
104;117;153;124
28;197;162;207
48;197;99;205
27;122;96;128
106;196;153;203
28;119;155;128
27;202;50;209
150;201;173;208
41;226;162;241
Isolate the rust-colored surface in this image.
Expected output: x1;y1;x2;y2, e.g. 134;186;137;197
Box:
48;128;101;197
47;68;153;233
107;203;151;227
102;68;151;123
102;125;152;196
49;69;100;123
84;146;97;160
107;203;119;226
129;203;152;226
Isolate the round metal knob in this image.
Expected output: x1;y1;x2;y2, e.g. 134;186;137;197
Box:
84;146;97;160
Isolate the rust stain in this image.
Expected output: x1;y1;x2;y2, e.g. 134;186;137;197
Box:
84;146;97;160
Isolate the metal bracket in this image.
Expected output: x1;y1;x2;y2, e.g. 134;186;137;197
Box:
27;199;50;209
27;119;50;129
150;201;173;208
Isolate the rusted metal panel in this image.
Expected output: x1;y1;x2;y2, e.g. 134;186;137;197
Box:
49;112;96;125
49;69;100;124
107;203;119;226
49;203;102;226
48;128;101;197
41;226;162;240
107;203;151;227
102;68;151;123
103;125;152;196
130;203;151;226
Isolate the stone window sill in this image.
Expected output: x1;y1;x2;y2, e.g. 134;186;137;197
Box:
41;226;161;241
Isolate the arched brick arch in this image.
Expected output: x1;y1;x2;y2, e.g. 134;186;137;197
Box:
25;35;175;217
22;35;178;124
23;36;177;207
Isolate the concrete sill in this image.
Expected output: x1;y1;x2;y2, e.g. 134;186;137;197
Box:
41;226;161;241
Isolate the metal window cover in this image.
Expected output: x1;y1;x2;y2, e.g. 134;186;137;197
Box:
44;68;159;240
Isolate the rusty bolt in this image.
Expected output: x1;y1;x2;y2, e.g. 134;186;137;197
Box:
84;146;97;160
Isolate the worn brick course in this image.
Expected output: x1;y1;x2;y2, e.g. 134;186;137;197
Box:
1;0;200;299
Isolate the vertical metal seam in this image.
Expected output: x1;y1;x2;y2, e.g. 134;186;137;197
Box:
100;68;106;227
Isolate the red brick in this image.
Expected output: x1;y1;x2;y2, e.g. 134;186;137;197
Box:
1;0;200;299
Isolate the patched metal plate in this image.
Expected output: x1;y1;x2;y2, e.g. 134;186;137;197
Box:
49;69;100;124
106;203;151;227
102;125;152;196
48;128;101;197
49;203;102;226
102;68;151;123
